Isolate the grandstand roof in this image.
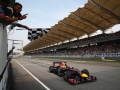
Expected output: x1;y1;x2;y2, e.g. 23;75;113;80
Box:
23;0;120;52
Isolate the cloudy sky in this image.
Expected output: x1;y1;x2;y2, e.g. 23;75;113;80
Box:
7;0;120;52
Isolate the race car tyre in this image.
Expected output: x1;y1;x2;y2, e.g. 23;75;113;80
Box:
49;66;54;73
63;71;72;81
81;69;89;76
54;68;58;74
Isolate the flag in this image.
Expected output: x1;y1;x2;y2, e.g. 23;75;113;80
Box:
28;28;50;41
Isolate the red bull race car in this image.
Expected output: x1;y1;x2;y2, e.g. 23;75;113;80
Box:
63;68;97;85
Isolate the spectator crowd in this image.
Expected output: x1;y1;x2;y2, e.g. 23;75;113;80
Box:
25;30;120;57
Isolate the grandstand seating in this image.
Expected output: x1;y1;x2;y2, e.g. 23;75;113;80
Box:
24;31;120;57
24;0;120;58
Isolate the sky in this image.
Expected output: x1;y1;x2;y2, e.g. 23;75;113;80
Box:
7;0;120;52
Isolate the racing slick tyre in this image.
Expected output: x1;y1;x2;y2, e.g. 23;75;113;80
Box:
63;71;72;81
81;69;89;76
54;68;58;74
49;66;54;73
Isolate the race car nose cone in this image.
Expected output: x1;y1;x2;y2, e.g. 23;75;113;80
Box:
81;73;88;77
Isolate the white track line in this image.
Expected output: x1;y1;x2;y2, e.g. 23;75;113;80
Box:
15;60;51;90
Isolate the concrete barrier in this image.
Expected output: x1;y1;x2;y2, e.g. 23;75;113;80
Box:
0;23;9;90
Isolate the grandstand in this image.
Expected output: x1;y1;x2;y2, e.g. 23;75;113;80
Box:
23;0;120;59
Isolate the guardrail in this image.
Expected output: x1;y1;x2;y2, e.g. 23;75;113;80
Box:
0;23;9;90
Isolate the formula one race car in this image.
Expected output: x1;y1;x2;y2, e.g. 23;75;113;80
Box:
63;68;97;85
49;61;70;77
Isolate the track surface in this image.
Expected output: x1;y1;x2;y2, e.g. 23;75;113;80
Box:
11;58;120;90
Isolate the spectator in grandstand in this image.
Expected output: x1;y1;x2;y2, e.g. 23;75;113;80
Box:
7;46;15;61
4;2;30;30
0;1;29;30
0;0;22;21
0;0;10;18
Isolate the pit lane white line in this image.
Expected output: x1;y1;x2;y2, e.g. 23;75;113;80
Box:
15;60;51;90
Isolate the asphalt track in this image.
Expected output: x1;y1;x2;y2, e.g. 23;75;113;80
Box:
10;58;120;90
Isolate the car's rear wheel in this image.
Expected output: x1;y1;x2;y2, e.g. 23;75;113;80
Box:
54;68;58;74
49;66;54;73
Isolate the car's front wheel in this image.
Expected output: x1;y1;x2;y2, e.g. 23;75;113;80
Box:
63;71;72;81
